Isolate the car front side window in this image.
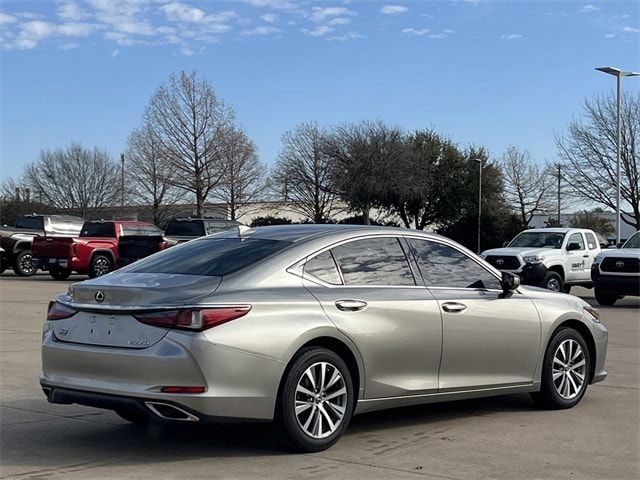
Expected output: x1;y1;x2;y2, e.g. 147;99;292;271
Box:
567;233;585;250
409;239;501;290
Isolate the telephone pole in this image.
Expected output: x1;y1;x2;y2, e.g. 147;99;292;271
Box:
556;164;561;224
120;153;125;207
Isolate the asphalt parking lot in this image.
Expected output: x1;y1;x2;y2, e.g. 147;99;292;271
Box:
0;273;638;480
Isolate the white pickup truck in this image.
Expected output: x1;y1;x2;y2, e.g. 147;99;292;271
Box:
591;230;640;305
481;228;605;293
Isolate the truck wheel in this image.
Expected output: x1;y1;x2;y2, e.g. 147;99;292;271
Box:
13;250;36;277
595;289;617;306
49;267;72;281
89;254;113;278
541;272;563;292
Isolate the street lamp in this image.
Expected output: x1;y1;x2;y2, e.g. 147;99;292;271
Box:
474;157;482;254
595;66;640;244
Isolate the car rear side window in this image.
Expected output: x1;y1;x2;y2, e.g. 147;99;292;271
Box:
585;232;598;250
123;238;292;276
15;216;44;230
331;237;415;286
80;223;115;237
409;239;501;290
305;251;342;285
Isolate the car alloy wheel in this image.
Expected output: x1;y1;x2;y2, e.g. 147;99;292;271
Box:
552;339;586;400
294;361;348;439
547;278;560;291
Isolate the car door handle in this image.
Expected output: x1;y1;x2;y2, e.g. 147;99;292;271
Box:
582;254;589;258
335;299;368;312
441;302;468;313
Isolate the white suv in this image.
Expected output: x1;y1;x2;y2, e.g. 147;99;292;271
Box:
481;228;603;292
591;230;640;306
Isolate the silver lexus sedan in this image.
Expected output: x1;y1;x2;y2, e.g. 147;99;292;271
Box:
41;225;608;452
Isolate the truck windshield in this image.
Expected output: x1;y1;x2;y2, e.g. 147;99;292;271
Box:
509;232;565;249
164;220;205;237
623;232;640;249
81;223;115;237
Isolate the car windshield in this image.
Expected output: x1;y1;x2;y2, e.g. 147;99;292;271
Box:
122;237;292;276
164;220;205;237
509;232;565;249
622;232;640;249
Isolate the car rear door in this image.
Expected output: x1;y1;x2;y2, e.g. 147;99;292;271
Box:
303;236;443;399
407;238;541;391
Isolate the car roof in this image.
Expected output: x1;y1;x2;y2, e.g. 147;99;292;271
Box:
524;228;587;234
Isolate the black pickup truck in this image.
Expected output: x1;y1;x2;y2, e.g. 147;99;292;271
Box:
0;214;84;276
163;218;242;246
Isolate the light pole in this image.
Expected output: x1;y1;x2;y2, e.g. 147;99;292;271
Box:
475;158;482;254
595;66;640;244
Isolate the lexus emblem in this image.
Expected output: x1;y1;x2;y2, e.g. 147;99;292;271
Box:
95;290;105;303
616;260;625;268
496;259;504;266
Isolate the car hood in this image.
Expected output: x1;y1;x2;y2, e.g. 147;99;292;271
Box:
62;272;222;307
482;247;557;257
597;248;640;259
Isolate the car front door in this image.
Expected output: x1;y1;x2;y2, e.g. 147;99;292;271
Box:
407;238;541;391
565;232;589;282
302;236;443;399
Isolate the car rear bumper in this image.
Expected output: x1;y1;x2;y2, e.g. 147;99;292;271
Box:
33;256;83;271
41;327;286;421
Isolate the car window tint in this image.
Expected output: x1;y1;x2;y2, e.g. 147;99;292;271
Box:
409;239;501;290
585;233;598;250
165;221;205;236
122;224;162;236
331;237;415;286
567;233;585;250
305;251;342;285
80;223;115;237
15;216;43;230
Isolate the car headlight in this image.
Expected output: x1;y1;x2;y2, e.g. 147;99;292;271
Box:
523;255;545;264
584;306;600;323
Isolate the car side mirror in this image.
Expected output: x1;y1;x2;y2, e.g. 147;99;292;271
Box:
566;243;581;251
501;272;520;293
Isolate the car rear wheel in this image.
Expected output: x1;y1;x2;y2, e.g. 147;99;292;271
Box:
13;250;36;277
49;267;71;280
277;347;354;452
541;271;563;292
595;289;617;306
89;254;113;278
531;327;591;409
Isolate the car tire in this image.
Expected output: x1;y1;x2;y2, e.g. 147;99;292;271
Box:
49;267;72;280
595;289;617;306
88;254;113;278
541;271;563;292
115;409;149;425
13;250;36;277
276;347;355;453
531;327;591;410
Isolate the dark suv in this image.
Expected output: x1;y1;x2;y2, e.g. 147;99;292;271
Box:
164;218;242;246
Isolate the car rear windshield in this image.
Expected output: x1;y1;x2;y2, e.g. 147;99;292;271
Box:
509;232;565;248
80;223;115;237
121;224;163;236
122;238;292;276
164;220;205;237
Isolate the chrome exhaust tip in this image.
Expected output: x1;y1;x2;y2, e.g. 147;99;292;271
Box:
144;401;199;422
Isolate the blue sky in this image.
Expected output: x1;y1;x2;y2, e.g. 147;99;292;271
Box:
1;0;639;181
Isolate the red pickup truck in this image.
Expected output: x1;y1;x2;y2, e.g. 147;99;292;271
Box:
32;220;166;280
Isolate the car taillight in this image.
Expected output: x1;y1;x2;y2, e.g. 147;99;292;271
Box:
160;386;206;394
47;301;77;320
134;306;251;331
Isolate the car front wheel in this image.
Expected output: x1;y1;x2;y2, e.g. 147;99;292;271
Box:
531;328;591;409
13;250;36;277
541;271;563;292
277;347;354;452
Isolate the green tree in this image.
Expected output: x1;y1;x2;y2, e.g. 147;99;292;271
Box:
570;210;615;237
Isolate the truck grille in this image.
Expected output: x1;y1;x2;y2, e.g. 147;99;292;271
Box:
485;255;521;270
600;257;640;273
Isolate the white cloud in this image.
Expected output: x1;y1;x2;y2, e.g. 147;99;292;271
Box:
111;48;120;57
327;17;351;26
58;22;98;37
501;33;523;40
622;26;639;33
604;33;616;38
260;13;278;23
241;25;281;35
0;11;17;25
380;5;408;15
310;7;356;23
329;31;364;41
244;0;297;10
57;2;89;21
59;42;79;50
302;25;334;37
15;20;56;49
579;4;600;13
160;2;207;23
401;27;430;36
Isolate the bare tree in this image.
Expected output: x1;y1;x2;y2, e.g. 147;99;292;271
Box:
145;71;235;217
273;122;337;223
556;90;640;229
125;123;187;226
23;142;122;218
214;127;268;221
500;146;554;228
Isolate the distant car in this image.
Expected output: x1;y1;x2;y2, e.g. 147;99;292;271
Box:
41;225;607;452
163;218;242;246
591;230;640;306
0;214;84;276
482;228;604;293
32;220;166;280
